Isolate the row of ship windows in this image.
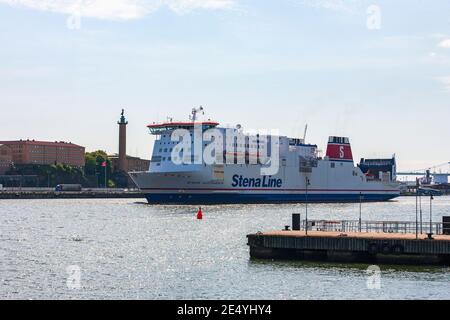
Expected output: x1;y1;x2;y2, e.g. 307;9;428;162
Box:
158;147;204;153
152;157;359;172
160;133;276;142
154;156;199;162
158;141;177;145
155;161;264;167
330;162;360;176
158;145;265;153
158;142;266;149
153;161;360;176
154;156;269;165
157;139;266;150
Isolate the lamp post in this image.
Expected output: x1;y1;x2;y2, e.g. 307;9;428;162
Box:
359;192;363;233
419;192;423;234
305;177;310;235
415;180;418;239
429;194;434;239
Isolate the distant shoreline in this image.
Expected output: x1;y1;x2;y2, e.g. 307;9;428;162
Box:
1;191;448;200
0;191;145;199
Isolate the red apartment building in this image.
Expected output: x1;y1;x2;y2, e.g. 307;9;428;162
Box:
0;140;85;167
0;144;13;174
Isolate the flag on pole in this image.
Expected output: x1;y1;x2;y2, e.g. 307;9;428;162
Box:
101;161;107;188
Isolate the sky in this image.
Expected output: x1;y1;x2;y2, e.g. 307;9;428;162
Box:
0;0;449;172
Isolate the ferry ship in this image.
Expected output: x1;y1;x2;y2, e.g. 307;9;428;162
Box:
129;108;400;204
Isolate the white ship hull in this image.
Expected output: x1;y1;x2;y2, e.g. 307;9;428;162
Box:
130;161;400;204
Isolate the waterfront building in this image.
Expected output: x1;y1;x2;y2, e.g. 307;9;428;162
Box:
109;155;150;172
0;140;85;167
0;144;13;174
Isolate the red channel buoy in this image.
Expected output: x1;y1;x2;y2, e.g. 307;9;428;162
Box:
197;207;203;220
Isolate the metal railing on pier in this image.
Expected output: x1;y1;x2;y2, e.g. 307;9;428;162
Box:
297;219;444;235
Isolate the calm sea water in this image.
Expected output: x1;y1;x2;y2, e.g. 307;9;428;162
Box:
1;196;449;300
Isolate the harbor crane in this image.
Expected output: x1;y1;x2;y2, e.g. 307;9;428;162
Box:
397;162;450;176
397;162;450;184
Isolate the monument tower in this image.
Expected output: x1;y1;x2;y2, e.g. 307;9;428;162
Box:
118;109;128;172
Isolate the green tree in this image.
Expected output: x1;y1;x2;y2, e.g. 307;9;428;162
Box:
108;179;116;188
84;151;112;188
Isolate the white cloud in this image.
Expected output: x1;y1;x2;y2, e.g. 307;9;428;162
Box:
168;0;234;14
0;0;235;20
438;39;450;49
436;76;450;91
295;0;362;14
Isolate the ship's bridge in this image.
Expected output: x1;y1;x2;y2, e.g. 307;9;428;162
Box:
147;121;219;135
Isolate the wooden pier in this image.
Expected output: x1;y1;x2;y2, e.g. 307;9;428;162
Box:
247;219;450;265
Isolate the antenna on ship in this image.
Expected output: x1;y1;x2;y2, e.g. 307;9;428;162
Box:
303;124;308;143
190;106;205;122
